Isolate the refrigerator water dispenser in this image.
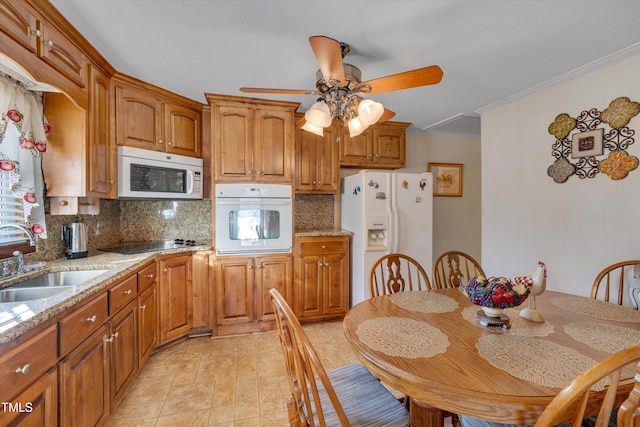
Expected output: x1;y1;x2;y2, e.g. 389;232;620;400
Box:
366;215;388;250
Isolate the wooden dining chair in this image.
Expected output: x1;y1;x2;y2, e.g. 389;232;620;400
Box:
459;342;640;427
369;253;432;298
591;260;640;308
268;288;410;427
432;250;486;289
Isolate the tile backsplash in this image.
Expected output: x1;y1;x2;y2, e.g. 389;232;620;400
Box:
29;194;335;262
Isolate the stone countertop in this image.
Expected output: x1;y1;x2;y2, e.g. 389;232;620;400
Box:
0;243;212;345
295;228;353;237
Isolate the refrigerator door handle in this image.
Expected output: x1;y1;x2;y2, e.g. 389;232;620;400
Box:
390;203;399;253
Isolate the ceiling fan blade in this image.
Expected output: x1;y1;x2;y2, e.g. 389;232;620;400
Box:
309;36;346;87
362;65;443;95
378;108;396;123
240;87;318;95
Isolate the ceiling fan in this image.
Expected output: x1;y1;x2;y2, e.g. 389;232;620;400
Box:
240;35;443;137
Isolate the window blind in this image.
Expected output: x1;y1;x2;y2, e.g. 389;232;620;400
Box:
0;121;28;245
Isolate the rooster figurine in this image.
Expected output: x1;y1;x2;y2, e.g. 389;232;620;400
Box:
513;261;547;323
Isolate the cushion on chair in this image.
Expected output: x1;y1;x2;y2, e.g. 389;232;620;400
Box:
311;364;410;426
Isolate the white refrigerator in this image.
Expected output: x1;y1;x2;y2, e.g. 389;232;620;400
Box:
341;170;433;306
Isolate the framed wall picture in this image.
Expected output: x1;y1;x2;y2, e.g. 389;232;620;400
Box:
428;163;463;197
571;128;604;158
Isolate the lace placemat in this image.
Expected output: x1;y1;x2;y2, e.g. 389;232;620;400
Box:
461;306;555;337
564;322;640;354
389;290;459;313
477;335;606;391
356;317;450;359
552;296;640;323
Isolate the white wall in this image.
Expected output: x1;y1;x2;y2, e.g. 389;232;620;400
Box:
481;53;640;299
399;133;482;264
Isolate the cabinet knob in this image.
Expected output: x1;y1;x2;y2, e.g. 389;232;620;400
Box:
107;179;114;184
32;29;42;37
146;274;154;279
248;265;253;269
336;137;341;143
59;200;68;206
140;304;146;310
321;245;327;249
368;153;373;158
106;332;119;343
45;39;54;48
375;153;380;158
247;170;252;175
312;181;317;185
163;268;168;273
123;289;132;295
15;364;31;375
167;141;173;146
158;139;164;144
85;315;97;323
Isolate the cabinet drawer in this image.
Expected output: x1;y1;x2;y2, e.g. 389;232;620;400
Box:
138;262;157;292
299;238;347;255
59;292;108;356
109;274;137;314
0;324;57;402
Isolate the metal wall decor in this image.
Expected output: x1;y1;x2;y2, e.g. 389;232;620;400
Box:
547;96;640;183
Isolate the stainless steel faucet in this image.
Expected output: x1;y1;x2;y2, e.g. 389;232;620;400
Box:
0;223;37;246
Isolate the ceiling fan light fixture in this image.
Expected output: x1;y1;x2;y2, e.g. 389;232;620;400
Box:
348;117;368;138
305;100;332;128
301;121;324;137
357;99;384;126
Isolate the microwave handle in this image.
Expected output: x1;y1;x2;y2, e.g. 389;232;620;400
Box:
215;199;292;206
186;170;195;194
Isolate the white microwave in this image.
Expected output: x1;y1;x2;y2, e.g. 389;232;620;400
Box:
117;146;203;199
214;183;293;255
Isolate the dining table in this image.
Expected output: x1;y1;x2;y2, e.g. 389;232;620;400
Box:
342;288;640;427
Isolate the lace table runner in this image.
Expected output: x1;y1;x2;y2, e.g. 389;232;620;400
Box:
389;290;459;313
564;322;640;354
552;296;640;323
356;317;450;358
477;335;606;390
461;306;555;337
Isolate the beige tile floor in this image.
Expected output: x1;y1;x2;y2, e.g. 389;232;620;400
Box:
106;321;362;427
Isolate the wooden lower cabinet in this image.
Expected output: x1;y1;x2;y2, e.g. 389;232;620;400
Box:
109;300;138;410
294;236;350;322
158;254;193;345
214;254;293;335
0;367;58;427
59;324;110;427
137;284;158;366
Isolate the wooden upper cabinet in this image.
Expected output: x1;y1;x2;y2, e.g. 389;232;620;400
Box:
114;74;202;158
38;19;87;90
87;65;114;197
339;121;409;169
0;0;38;54
206;94;298;183
295;116;340;194
114;82;164;151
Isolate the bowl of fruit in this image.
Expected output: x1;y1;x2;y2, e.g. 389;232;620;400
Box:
463;276;530;317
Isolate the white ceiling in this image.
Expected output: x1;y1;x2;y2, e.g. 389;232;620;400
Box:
49;0;640;137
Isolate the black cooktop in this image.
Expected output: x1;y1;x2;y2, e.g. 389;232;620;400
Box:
98;239;201;255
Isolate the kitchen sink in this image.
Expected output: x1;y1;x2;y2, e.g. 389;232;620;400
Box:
0;286;73;303
9;270;109;289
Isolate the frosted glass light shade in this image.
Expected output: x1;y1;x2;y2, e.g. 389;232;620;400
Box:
305;101;332;128
348;117;368;137
357;99;384;126
301;121;324;136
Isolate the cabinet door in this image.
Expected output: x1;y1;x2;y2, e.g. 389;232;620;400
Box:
115;84;164;151
214;105;252;181
38;20;86;90
0;367;57;427
158;254;193;344
373;124;406;168
109;300;138;409
165;103;201;157
87;65;114;197
295;254;323;319
59;325;110;427
137;283;157;367
339;127;374;167
295;124;339;194
255;254;293;322
0;0;38;54
215;257;254;326
323;253;350;316
254;107;294;183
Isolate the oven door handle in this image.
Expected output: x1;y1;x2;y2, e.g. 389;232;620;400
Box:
215;199;292;206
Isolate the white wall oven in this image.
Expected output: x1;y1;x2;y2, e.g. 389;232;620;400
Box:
214;184;293;256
